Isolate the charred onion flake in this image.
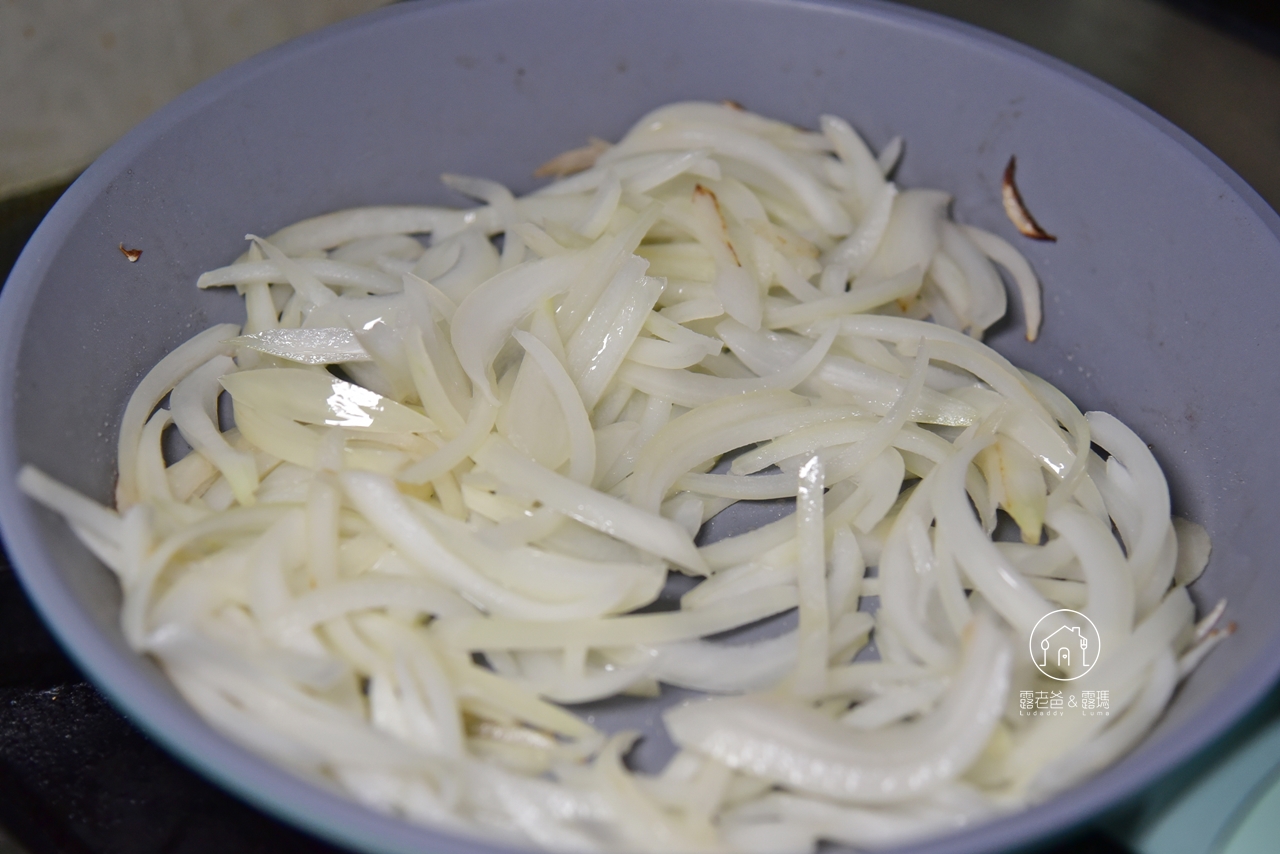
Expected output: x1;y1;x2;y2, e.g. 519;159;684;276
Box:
1002;156;1057;242
533;137;611;179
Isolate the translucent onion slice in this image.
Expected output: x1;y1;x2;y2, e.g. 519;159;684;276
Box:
341;470;636;621
230;328;371;365
664;614;1011;804
441;585;798;652
451;253;590;401
564;257;664;409
473;437;708;574
604;123;853;236
115;323;241;509
171;356;259;506
199;258;401;296
647;632;797;694
792;455;829;698
221;368;436;434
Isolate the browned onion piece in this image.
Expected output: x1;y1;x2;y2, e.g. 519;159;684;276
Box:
1002;156;1057;242
533;136;611;178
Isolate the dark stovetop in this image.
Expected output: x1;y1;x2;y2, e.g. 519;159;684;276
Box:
0;566;352;854
4;1;1280;853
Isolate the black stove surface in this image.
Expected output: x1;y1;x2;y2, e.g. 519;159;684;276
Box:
0;553;347;854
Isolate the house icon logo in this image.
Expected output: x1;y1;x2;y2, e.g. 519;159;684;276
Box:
1029;609;1100;681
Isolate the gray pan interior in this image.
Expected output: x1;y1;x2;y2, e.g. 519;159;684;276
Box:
2;1;1279;852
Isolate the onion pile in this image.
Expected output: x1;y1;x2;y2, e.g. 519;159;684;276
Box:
20;102;1227;853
